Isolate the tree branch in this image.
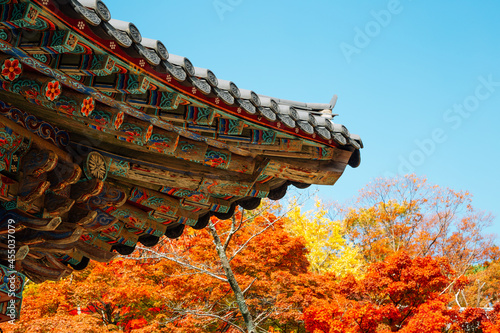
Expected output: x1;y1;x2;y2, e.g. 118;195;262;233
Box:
223;211;245;252
207;221;257;333
229;213;283;262
242;278;257;295
128;246;228;282
180;309;245;333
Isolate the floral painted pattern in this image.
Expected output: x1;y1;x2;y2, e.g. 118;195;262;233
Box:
144;125;153;143
1;58;22;81
44;80;61;101
204;150;230;168
80;96;94;117
114;112;124;129
0;126;22;156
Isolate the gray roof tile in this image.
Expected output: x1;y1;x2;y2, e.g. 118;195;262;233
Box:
71;0;362;150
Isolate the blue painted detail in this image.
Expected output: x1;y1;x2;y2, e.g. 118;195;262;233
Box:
109;159;129;177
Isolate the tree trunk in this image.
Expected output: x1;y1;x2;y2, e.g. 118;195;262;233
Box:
208;221;257;333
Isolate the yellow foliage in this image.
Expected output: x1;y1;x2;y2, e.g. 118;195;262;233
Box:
286;200;362;276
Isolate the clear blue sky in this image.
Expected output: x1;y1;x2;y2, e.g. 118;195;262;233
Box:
103;0;500;240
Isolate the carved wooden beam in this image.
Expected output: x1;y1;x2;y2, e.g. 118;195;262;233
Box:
126;90;181;110
104;152;263;198
0;114;71;162
147;210;176;225
67;205;98;228
198;178;253;197
57;53;116;76
0;69;96;119
184;105;216;125
108;159;202;190
80;233;112;252
14;227;83;245
0;209;61;232
0;3;39;30
128;186;179;216
17;176;50;205
146;126;179;155
73;137;258;190
21;147;58;177
158;186;230;213
96;218;139;247
86;182;127;209
20;30;79;55
43;192;75;218
0;174;17;202
75;241;117;263
21;256;71;283
78;208;117;231
0;99;70;150
46;159;82;191
221;150;256;174
29;241;77;255
160;186;209;204
92;74;150;94
217;118;244;136
104;203;167;237
115;115;152;146
251;145;344;161
236;137;302;151
120;185;204;225
86;104;124;132
1;99;255;180
70;178;104;203
173;138;207;163
262;157;348;185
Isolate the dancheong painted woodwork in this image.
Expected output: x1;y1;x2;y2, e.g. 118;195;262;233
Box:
0;0;363;321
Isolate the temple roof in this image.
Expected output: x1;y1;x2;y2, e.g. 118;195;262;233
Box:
0;0;362;286
61;0;362;152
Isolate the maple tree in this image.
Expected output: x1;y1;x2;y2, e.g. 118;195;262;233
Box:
342;175;498;274
0;176;498;333
304;251;500;333
0;204;339;332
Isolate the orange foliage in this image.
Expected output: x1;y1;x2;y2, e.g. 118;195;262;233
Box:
0;176;497;333
0;209;337;332
343;175;498;273
304;251;500;333
460;260;500;308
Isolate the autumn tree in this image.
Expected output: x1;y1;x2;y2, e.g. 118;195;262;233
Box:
3;176;498;333
342;175;498;274
129;205;338;332
304;251;464;332
2;203;339;333
304;251;500;333
286;200;362;276
456;260;500;308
